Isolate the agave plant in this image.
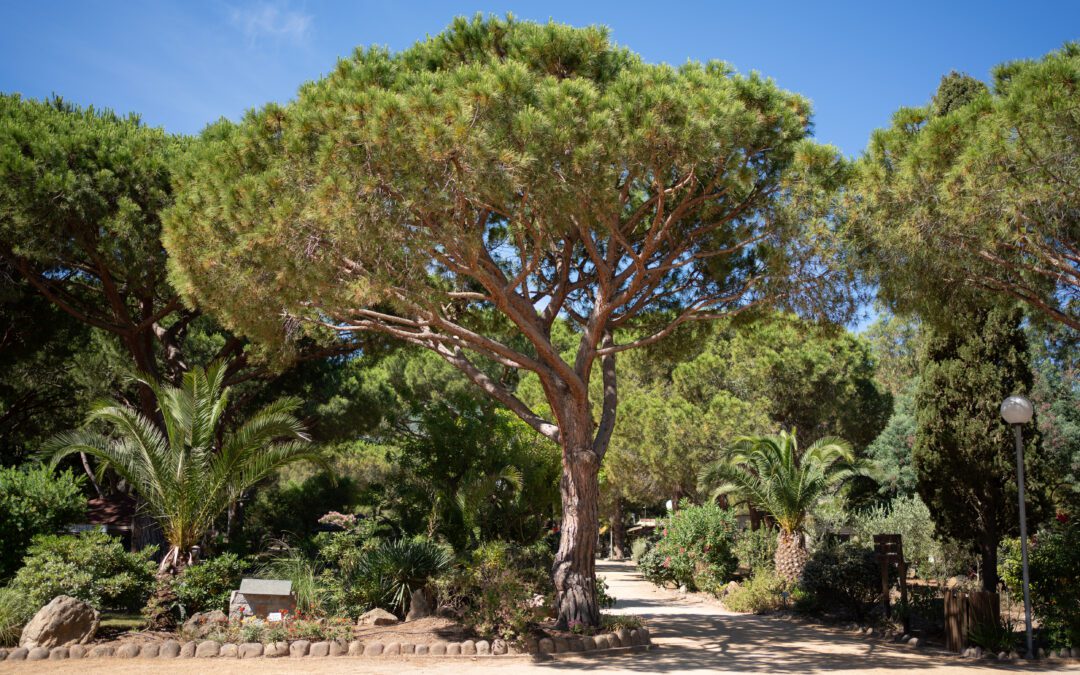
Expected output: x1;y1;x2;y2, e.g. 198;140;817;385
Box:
356;538;453;616
698;430;871;582
45;361;320;575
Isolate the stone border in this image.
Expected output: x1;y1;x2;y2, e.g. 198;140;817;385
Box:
0;626;652;662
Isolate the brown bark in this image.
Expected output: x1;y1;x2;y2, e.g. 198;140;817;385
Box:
552;442;601;628
610;497;627;559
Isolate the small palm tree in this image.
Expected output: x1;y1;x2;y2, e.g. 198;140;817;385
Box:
46;361;320;575
698;430;870;582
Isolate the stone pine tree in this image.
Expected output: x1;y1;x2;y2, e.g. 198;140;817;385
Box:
914;304;1048;591
163;16;851;626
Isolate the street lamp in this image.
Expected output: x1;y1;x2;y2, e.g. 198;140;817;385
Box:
1000;395;1035;660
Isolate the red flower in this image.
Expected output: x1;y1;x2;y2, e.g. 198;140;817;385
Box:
1056;512;1070;524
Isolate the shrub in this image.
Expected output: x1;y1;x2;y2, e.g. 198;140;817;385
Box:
733;526;778;574
356;538;452;616
596;576;615;609
10;531;155;613
967;614;1019;653
722;569;787;614
172;553;250;618
637;545;673;586
850;496;939;575
798;542;880;619
1001;518;1080;649
0;465;85;580
644;502;738;593
0;586;35;647
630;538;650;562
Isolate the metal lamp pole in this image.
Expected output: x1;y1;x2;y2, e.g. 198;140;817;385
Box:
1001;396;1035;660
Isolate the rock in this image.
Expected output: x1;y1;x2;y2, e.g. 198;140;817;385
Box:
1038;647;1047;659
553;637;569;653
347;640;364;656
997;651;1009;661
430;642;447;655
436;605;460;619
182;610;228;639
538;638;555;654
89;645;114;658
1008;651;1020;660
195;640;220;658
7;647;28;661
605;632;621;647
594;635;609;649
116;643;140;658
446;642;461;655
0;649;6;660
616;628;632;647
492;639;508;655
366;642;385;656
864;627;875;637
27;647;49;660
264;641;289;657
524;636;539;653
568;637;584;652
159;640;180;658
140;643;160;657
239;642;263;658
582;636;596;651
401;643;415;654
476;639;490;655
1072;647;1080;659
49;647;69;660
290;640;310;657
384;642;401;655
310;641;330;657
406;588;432;621
907;637;921;648
19;595;99;649
640;626;651;644
358;608;399;626
329;639;347;656
219;643;238;658
724;581;740;595
416;644;429;655
630;629;642;646
180;641;196;658
461;639;477;655
973;646;983;659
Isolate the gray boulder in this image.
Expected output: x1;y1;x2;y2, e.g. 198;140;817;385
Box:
406;588;432;621
182;610;228;639
19;595;99;649
116;643;140;658
358;608;399;626
27;647;49;660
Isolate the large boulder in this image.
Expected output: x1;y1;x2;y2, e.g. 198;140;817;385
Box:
182;610;228;639
405;588;432;621
19;596;99;649
358;608;399;626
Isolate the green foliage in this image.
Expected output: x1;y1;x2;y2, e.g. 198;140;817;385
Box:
1000;520;1080;649
850;495;937;574
0;586;33;647
10;532;155;613
723;569;787;614
45;361;319;570
733;526;778;574
865;387;919;500
355;538;453;616
967;615;1019;654
849;46;1080;330
914;305;1048;590
0;464;85;580
630;538;650;562
260;545;327;617
798;542;880;620
595;576;615;609
640;502;738;593
172;554;250;618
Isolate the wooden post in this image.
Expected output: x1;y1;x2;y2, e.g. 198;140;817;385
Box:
873;534;904;622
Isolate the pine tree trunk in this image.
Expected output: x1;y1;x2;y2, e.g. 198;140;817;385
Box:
611;497;627;560
552;442;600;629
979;539;999;592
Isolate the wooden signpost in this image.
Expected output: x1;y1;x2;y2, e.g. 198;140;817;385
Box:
873;534;910;635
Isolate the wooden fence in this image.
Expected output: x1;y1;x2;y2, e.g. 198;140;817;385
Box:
944;590;1000;652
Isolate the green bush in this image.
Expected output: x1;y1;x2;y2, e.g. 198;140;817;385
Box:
850;496;939;575
1001;518;1080;649
356;538;452;616
733;526;777;574
10;532;155;613
798;542;880;619
0;586;35;647
172;554;250;618
723;569;787;614
630;538;650;562
0;465;86;580
641;502;738;593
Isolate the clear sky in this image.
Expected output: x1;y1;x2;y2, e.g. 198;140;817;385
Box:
1;1;1077;158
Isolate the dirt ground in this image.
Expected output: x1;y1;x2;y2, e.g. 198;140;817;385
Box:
3;561;1079;674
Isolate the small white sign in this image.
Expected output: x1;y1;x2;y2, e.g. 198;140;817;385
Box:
267;612;283;622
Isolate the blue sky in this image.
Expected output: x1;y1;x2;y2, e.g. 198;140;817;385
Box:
2;1;1078;157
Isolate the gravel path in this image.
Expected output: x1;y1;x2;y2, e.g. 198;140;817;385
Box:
2;560;1076;674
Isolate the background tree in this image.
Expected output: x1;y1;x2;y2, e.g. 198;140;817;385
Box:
913;304;1049;591
163;16;850;625
850;47;1080;331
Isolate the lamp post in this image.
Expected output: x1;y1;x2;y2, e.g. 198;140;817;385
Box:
1000;395;1035;660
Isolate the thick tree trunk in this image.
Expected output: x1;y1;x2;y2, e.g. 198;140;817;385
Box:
552;443;601;629
979;538;999;592
610;497;627;559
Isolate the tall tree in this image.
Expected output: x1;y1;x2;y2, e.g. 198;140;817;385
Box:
163;17;850;625
913;305;1048;591
850;47;1080;331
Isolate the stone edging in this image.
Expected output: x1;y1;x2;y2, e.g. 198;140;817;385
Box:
0;626;652;662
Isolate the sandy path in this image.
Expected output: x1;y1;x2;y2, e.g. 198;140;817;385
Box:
2;560;1077;674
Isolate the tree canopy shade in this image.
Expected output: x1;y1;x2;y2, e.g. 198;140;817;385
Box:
163;16;851;626
849;47;1080;331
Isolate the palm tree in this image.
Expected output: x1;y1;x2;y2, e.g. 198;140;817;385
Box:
45;361;320;575
698;430;870;582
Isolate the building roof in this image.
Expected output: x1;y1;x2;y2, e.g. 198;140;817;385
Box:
238;579;292;596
